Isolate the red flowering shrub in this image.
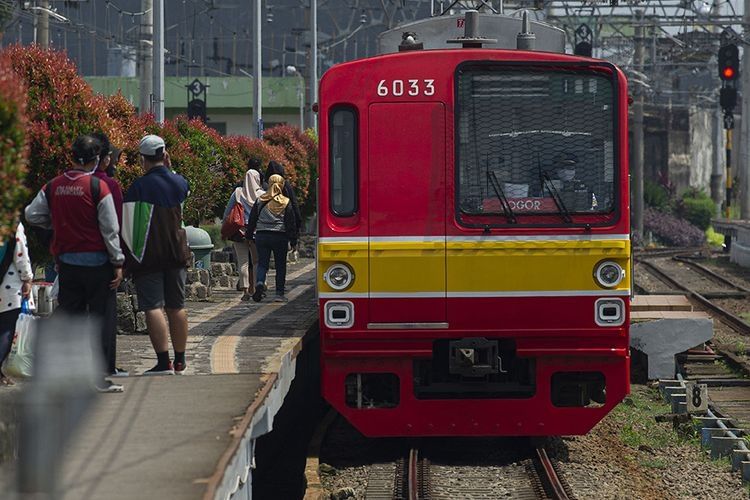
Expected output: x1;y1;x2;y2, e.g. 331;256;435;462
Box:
1;45;319;233
3;45;108;193
0;56;28;242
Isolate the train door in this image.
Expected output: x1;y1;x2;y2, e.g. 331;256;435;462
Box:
367;102;447;325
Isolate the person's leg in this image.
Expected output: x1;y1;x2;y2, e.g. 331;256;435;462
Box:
232;240;250;296
253;234;272;301
0;309;20;384
272;234;289;297
134;272;172;374
85;264;117;375
164;267;188;372
56;263;88;314
248;241;258;294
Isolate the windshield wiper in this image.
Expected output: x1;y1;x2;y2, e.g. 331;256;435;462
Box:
540;172;573;224
487;171;517;224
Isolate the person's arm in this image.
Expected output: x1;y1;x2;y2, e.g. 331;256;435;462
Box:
97;193;125;267
222;192;237;222
111;180;124;227
284;183;303;230
246;202;261;238
24;188;52;229
14;224;33;299
284;205;298;248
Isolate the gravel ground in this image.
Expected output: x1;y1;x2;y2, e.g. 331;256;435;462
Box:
552;385;749;500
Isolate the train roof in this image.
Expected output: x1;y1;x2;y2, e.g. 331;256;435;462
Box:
377;12;566;54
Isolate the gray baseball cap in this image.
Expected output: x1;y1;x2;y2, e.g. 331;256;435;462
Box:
139;134;166;156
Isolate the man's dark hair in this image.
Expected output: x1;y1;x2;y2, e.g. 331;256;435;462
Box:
71;135;103;165
247;157;262;170
91;132;112;156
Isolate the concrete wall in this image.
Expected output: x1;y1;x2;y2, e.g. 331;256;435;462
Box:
690;106;715;192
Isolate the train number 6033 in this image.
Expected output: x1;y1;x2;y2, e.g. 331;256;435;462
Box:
377;79;435;97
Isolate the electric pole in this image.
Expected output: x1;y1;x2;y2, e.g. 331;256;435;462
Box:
38;0;49;48
741;0;750;218
252;0;262;137
632;10;645;238
139;0;153;115
153;0;165;123
311;0;318;132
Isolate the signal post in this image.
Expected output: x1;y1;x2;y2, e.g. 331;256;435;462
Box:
718;38;739;218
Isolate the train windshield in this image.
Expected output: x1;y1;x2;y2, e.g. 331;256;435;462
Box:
456;64;617;225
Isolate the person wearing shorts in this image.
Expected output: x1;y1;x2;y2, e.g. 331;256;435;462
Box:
122;135;191;375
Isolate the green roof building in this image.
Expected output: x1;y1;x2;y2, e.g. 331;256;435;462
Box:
86;76;306;136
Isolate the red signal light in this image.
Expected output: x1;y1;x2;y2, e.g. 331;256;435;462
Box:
723;67;735;79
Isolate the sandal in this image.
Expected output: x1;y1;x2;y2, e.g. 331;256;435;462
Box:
0;375;15;386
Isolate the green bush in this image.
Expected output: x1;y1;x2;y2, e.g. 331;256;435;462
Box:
676;188;715;230
0;55;28;243
644;180;669;211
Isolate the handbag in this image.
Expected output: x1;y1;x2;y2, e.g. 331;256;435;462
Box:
3;300;37;378
221;201;246;241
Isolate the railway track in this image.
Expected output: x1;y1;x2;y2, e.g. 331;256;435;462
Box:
365;441;573;500
635;251;750;433
635;256;750;336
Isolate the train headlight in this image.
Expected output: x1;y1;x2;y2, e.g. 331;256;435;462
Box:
594;261;624;288
324;263;354;291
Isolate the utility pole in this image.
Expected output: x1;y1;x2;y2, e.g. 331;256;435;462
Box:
253;0;262;137
311;0;318;132
38;0;49;48
153;0;165;123
741;0;750;218
632;10;645;238
139;0;153;115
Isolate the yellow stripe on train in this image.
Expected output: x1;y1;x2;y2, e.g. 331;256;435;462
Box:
318;239;631;294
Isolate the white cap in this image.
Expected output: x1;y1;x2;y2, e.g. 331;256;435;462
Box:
139;134;166;156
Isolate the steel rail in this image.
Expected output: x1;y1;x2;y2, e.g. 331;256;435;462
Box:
407;448;420;500
672;256;750;294
535;446;570;500
637;259;750;336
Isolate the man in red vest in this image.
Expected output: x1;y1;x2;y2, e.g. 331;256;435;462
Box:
26;135;126;393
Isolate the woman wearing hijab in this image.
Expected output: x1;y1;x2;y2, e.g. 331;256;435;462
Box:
223;168;264;301
247;174;298;303
0;221;34;386
264;161;302;232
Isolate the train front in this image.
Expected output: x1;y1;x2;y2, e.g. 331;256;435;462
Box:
317;49;630;437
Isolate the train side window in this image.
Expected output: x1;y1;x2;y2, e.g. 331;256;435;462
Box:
330;107;358;216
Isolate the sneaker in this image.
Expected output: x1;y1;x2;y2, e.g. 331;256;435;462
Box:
143;362;175;376
252;283;265;303
109;367;130;378
173;361;187;375
96;380;124;393
273;295;288;303
241;292;252;301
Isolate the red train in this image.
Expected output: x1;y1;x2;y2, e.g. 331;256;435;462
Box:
316;13;631;437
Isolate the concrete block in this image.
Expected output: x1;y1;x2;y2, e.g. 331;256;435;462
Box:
730;227;750;268
701;427;743;447
671;397;687;415
742;461;750;483
630;318;714;379
710;436;745;459
731;450;750;471
693;416;732;432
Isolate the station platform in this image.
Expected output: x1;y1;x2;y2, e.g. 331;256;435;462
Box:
3;259;318;500
712;218;750;268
